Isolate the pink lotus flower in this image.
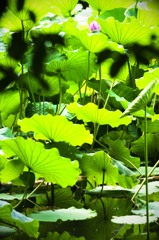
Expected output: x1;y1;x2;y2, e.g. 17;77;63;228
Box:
89;20;100;33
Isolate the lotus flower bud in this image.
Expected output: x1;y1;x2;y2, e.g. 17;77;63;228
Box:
89;20;100;33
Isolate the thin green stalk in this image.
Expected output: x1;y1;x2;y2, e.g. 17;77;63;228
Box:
103;79;115;109
98;64;102;107
100;170;105;195
99;198;106;219
83;51;91;102
56;73;62;115
26;180;44;199
131;160;159;202
144;107;149;240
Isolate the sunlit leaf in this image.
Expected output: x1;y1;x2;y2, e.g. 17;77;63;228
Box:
97;17;154;45
121;80;157;118
18;114;93;146
1;159;24;183
0;90;20;122
1;137;81;187
49;0;78;16
0;200;39;238
41;231;85;240
67;102;133;127
136;68;159;95
86;0;134;12
76;30;108;53
0;0;50;31
29;207;97;222
111;215;157;224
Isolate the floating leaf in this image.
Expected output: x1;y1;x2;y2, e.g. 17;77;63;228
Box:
0;127;14;140
111;215;157;224
18;114;93;146
121;80;157;118
41;231;85;240
67;102;133;127
29;207;97;222
132;201;159;218
1;137;81;187
0;200;39;238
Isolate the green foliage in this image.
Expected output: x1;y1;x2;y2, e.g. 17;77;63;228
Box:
1;0;159;239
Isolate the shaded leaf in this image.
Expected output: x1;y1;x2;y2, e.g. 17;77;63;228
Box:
41;231;85;240
1;137;81;187
18;114;93;146
46;49;97;83
0;200;39;238
29;207;97;222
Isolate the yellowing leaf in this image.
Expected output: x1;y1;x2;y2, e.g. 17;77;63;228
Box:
18;114;93;146
67;102;133;127
1;137;81;187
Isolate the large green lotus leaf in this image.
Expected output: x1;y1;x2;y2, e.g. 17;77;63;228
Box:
0;0;50;31
136;68;159;95
1;137;81;187
41;231;85;240
86;0;134;12
80;151;137;188
76;30;108;53
48;0;78;16
132;201;159;218
0;155;7;173
79;151;120;186
18;114;92;146
1;159;24;183
67;102;133;127
0;90;20;122
137;7;159;27
46;50;97;83
121;80;157;118
0;200;39;238
101;138;140;168
29;207;97;222
131;133;159;159
97;17;154;45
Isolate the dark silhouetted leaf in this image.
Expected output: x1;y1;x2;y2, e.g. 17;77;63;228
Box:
16;0;25;11
0;65;17;90
0;1;8;18
28;10;36;23
110;54;128;78
8;31;27;60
